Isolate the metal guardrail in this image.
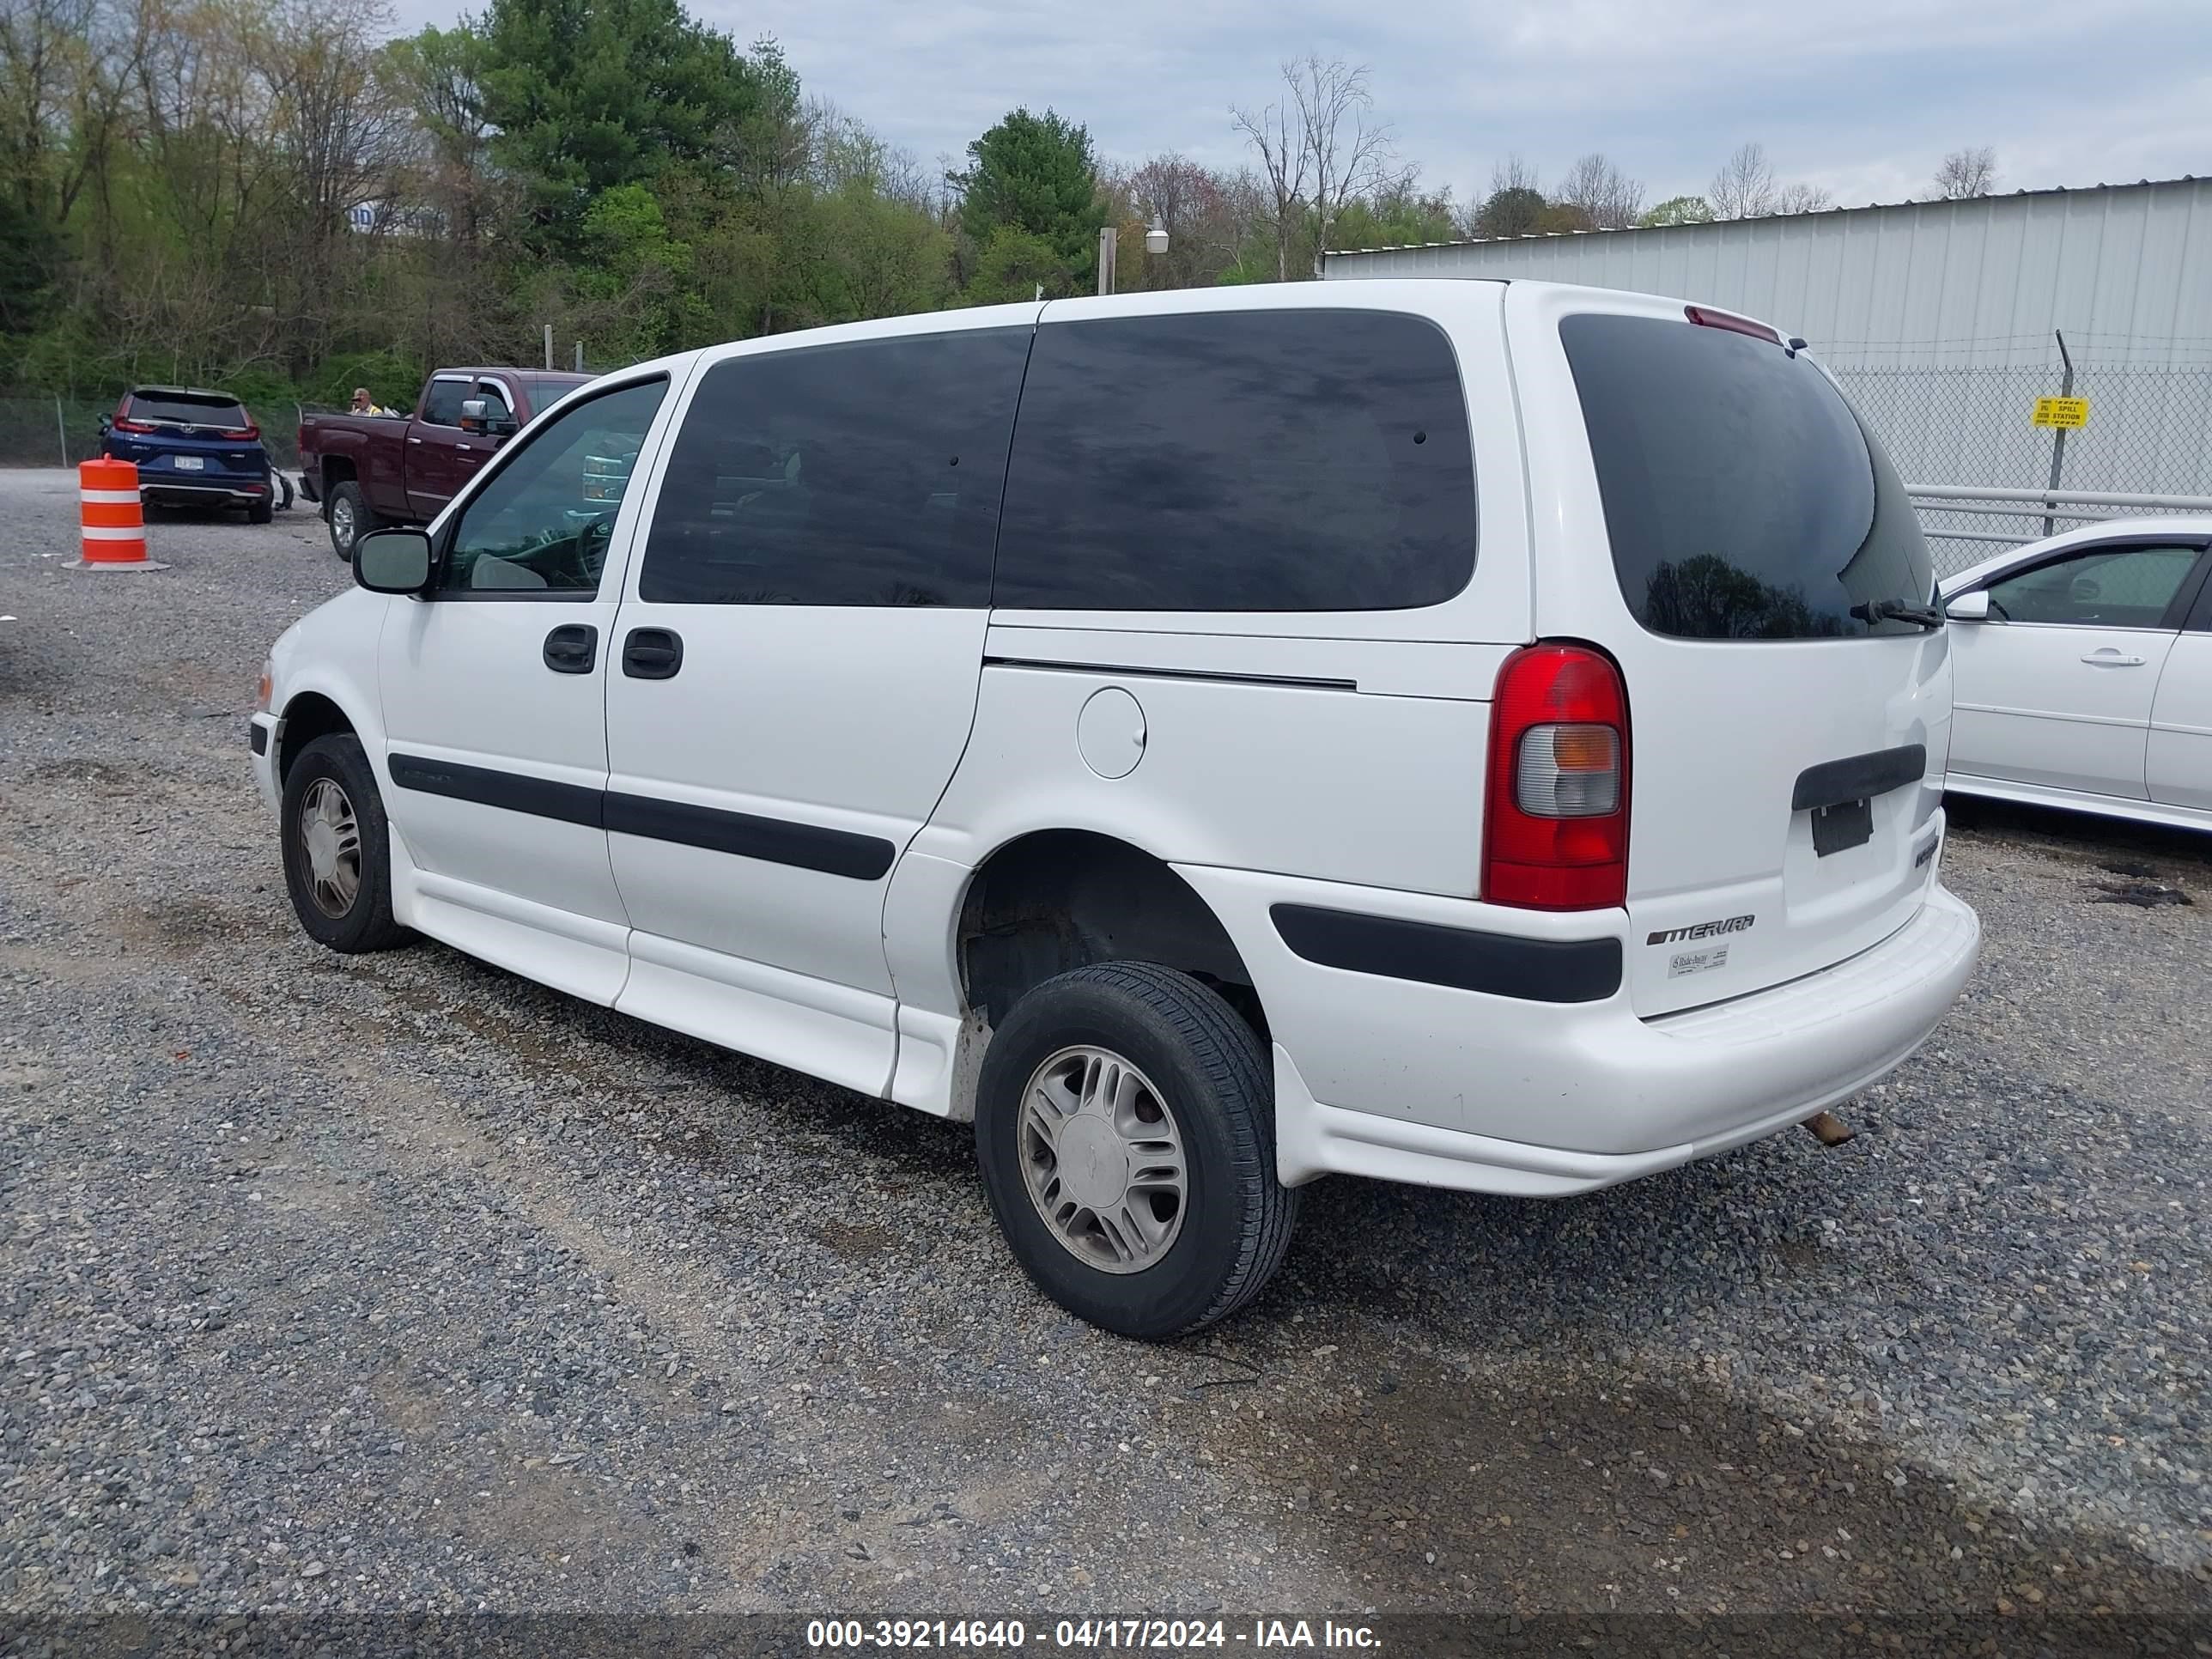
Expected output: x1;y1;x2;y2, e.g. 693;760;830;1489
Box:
1907;484;2212;512
1906;484;2212;555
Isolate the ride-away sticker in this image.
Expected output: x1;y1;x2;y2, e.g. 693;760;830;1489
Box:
1668;945;1729;979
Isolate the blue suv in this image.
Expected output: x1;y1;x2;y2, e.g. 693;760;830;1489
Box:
99;386;276;524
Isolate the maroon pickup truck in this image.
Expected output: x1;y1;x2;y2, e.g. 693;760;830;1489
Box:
298;368;592;559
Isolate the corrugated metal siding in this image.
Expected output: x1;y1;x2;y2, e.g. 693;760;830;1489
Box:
1323;180;2212;368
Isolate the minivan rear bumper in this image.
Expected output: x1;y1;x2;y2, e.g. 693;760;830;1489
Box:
1175;866;1978;1198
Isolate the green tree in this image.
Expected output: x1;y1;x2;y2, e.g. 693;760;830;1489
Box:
950;107;1099;295
1327;180;1456;253
0;192;60;334
1639;194;1713;227
1473;185;1545;238
475;0;763;253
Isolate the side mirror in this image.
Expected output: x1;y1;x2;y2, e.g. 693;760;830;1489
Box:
97;414;112;434
1944;590;1992;622
459;398;487;433
355;526;434;595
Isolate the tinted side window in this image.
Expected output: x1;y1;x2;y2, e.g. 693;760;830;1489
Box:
1984;544;2201;628
641;328;1031;607
418;380;470;426
994;310;1476;612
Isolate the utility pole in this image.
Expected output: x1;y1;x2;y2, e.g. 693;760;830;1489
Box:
1097;226;1117;296
543;324;555;371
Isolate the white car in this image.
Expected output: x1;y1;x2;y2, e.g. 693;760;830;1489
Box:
1940;518;2212;831
251;281;1979;1340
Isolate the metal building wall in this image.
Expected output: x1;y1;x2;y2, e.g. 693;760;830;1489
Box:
1322;179;2212;369
1324;180;2212;562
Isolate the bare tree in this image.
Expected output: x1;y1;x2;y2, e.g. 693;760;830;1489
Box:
1489;152;1538;199
1932;145;1996;199
1125;151;1240;286
1462;152;1543;238
1233;55;1408;279
1229;80;1306;282
1708;141;1777;220
1555;151;1643;230
1773;180;1832;215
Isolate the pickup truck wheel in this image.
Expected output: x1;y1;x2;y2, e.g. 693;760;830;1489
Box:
326;482;378;561
974;962;1298;1340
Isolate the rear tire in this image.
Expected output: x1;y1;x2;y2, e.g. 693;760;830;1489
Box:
326;481;377;561
975;962;1297;1340
280;733;410;954
247;497;273;525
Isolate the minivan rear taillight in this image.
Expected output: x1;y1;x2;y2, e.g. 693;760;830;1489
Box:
1484;642;1630;910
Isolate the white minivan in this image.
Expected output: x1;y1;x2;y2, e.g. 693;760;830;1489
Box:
252;280;1980;1340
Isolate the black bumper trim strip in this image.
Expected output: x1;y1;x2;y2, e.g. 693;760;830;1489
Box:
248;722;269;757
1791;743;1927;812
1270;903;1623;1004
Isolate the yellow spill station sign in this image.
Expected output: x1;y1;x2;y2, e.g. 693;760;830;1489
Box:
2033;396;2089;428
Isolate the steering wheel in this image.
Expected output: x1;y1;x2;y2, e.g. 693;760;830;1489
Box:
573;511;613;584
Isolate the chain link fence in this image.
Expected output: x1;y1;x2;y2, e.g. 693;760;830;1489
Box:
0;396;307;471
1830;356;2212;576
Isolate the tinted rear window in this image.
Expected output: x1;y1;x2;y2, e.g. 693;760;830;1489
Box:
1561;313;1934;641
128;392;246;427
994;310;1476;612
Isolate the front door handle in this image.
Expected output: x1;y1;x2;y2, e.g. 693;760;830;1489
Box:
623;627;684;679
543;623;598;674
2080;649;2148;666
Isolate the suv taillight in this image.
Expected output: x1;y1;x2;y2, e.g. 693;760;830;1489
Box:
112;416;155;434
222;422;259;441
1484;642;1630;910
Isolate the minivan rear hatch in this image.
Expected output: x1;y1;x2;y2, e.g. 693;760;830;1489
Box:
1510;285;1952;1017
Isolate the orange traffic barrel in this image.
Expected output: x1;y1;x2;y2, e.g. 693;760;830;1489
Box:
77;458;152;566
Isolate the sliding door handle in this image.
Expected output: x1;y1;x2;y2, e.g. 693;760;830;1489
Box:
623;627;684;679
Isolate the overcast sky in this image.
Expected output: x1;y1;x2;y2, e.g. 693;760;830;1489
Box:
393;0;2212;214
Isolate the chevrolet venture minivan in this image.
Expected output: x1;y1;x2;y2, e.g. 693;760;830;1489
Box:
252;281;1980;1340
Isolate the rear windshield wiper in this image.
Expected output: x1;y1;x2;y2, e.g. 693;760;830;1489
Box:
1850;599;1944;630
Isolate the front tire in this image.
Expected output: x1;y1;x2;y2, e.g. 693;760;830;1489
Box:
280;733;410;953
975;962;1297;1340
325;481;377;561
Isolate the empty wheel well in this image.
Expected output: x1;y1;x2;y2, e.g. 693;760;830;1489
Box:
957;830;1268;1048
276;693;354;783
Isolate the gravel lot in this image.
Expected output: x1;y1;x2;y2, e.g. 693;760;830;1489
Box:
2;467;2209;1635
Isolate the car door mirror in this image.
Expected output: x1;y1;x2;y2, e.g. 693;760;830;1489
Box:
459;398;487;433
1944;590;1992;623
356;527;434;595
